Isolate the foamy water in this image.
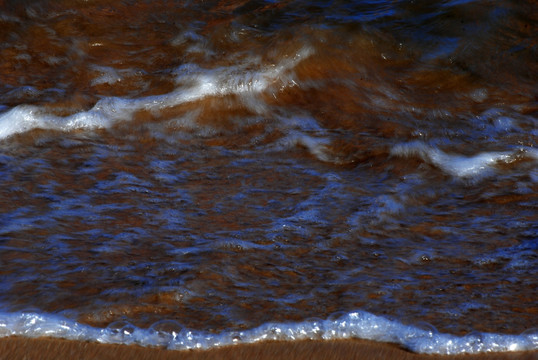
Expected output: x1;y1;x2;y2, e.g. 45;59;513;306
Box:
0;0;536;355
1;311;536;355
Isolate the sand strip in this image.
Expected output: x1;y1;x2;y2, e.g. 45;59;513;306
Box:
0;337;536;360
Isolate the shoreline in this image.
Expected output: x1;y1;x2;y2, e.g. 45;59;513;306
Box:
0;337;536;360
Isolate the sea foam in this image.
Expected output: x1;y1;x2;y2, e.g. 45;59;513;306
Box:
0;310;536;354
0;48;312;142
0;104;113;140
391;141;533;179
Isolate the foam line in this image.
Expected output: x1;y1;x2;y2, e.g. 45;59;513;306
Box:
0;47;312;141
0;311;535;354
391;141;531;178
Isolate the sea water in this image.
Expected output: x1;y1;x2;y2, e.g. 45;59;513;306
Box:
0;0;536;355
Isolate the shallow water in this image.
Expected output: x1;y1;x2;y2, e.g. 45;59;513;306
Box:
0;0;536;354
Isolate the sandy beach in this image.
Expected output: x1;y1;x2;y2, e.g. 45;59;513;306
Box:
0;337;535;360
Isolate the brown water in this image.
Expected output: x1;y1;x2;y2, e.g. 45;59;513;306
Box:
0;0;536;353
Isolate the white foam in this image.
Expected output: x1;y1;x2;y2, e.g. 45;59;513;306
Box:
90;66;124;86
391;141;533;178
0;103;114;140
0;105;44;139
0;310;535;354
169;46;311;104
0;48;313;141
280;134;333;162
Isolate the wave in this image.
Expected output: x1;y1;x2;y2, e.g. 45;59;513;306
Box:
0;310;536;355
391;141;537;179
0;47;312;141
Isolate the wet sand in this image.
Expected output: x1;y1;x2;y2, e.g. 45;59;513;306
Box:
0;337;535;360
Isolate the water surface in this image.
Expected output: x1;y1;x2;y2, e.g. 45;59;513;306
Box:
0;0;536;354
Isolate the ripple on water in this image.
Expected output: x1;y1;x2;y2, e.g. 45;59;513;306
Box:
0;0;536;354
